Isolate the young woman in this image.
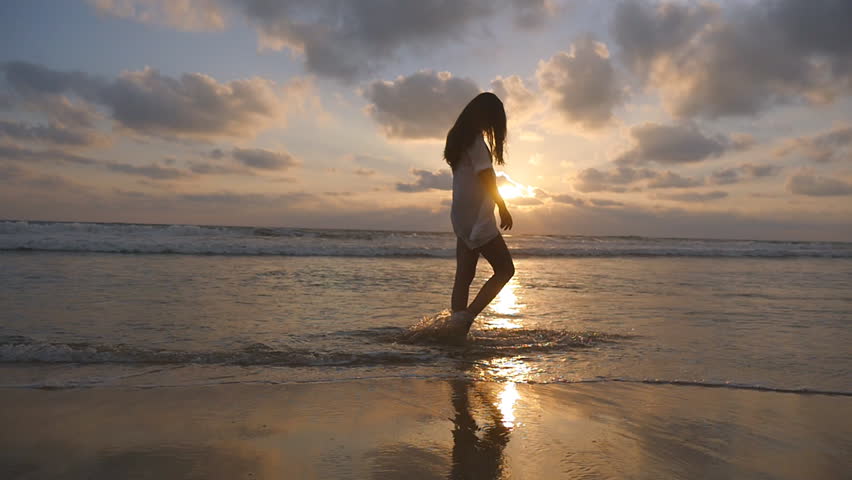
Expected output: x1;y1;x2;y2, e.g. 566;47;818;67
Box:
445;92;515;338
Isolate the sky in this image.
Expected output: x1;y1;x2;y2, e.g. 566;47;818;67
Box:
1;0;851;241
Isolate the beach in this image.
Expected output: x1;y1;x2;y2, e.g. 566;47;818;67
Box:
3;379;850;479
1;222;851;478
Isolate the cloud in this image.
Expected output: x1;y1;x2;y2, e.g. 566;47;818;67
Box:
232;0;495;82
353;168;375;176
188;162;246;175
0;143;194;180
709;163;781;185
231;147;299;170
646;171;703;189
87;0;226;31
655;191;728;203
179;191;314;205
588;198;624;207
363;71;480;140
614;123;740;166
776;125;852;163
508;196;543;206
1;61;289;140
490;75;538;124
511;0;558;30
787;172;852;196
0;143;99;165
573;166;657;192
396;168;452;192
574;164;713;192
613;0;852;118
9;95;103;128
105;162;191;180
0;119;105;147
536;36;624;129
0;164;84;191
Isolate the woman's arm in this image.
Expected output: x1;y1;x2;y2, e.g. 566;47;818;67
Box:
478;168;513;230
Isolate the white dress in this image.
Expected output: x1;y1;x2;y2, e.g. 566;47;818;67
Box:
451;136;499;249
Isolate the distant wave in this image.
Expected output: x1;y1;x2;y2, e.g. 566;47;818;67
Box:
2;221;851;258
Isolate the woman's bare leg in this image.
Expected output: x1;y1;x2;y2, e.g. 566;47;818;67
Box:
466;235;514;317
451;237;479;313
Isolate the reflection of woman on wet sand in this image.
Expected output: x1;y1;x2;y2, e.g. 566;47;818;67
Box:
449;380;512;479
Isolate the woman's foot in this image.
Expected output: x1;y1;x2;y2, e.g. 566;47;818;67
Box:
447;310;475;341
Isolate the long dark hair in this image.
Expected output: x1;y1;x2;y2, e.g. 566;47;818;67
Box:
444;92;506;171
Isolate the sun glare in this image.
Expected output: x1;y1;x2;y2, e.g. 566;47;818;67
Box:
498;184;522;199
496;172;537;201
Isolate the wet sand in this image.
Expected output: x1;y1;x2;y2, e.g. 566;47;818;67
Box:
2;379;849;479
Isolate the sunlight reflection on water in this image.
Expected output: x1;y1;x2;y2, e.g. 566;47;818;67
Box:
476;356;534;383
485;278;524;330
497;382;520;428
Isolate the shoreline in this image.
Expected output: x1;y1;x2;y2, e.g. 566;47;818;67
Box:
3;378;849;479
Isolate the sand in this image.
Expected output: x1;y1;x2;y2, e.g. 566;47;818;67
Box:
2;379;850;479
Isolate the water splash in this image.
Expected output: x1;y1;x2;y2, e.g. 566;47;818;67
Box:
397;310;468;345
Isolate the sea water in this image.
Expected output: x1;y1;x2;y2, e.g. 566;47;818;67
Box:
1;220;850;394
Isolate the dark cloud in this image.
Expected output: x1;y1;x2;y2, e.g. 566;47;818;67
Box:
511;0;558;30
0;164;82;190
787;172;852;196
614;123;739;166
709;163;781;185
588;198;624;207
396;168;452;192
0;143;99;165
573;166;657;192
0;143;195;180
776;126;852;163
231;0;494;81
1;61;285;140
0;119;104;147
613;0;852;118
231;147;298;170
106;162;191;180
188;162;245;175
646;171;703;189
363;71;480;139
551;194;583;206
536;36;624;129
11;95;103;128
656;191;728;203
575;163;714;192
89;1;558;82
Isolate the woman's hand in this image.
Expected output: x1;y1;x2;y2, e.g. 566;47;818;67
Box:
499;206;513;231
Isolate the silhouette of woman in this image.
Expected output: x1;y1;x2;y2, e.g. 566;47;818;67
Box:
444;92;515;340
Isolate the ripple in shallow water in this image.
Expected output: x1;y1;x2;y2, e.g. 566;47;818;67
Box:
395;310;626;358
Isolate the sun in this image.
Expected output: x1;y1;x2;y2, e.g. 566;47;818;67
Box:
496;172;537;201
498;184;523;199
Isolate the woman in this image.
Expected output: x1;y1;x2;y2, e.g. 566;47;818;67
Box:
444;92;515;338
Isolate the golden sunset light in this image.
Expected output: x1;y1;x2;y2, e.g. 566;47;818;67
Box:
2;2;850;479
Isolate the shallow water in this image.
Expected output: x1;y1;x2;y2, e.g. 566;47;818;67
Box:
2;245;850;393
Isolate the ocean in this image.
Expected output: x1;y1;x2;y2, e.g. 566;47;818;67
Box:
1;220;851;395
